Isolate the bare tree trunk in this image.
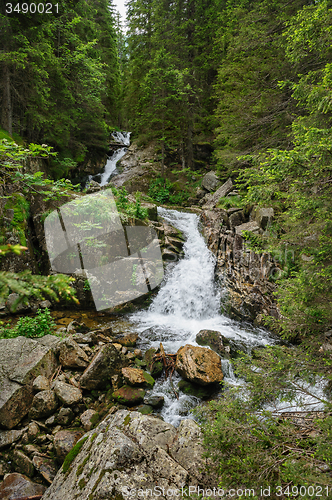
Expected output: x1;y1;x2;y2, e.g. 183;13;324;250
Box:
2;63;12;137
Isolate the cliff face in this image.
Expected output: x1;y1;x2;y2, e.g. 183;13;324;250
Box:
201;208;280;324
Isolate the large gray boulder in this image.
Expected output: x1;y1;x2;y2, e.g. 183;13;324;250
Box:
201;171;219;192
0;336;59;429
42;410;217;500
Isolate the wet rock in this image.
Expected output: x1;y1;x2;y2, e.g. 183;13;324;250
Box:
42;410;217;500
12;450;34;477
80;409;99;431
32;455;58;483
178;380;217;399
0;428;26;450
175;344;224;386
0;473;46;499
53;430;84;463
144;347;163;378
80;343;127;390
29;390;58;419
58;338;89;368
112;385;145;406
33;375;50;392
0;336;59;429
196;329;230;357
229;210;244;230
201;171;219;192
144;395;164;409
121;367;155;388
137;404;153;415
114;333;138;347
57;407;74;426
53;381;82;406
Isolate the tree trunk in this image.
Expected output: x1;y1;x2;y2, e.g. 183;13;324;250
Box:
2;63;12;137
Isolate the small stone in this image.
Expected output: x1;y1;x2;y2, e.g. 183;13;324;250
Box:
121;346;128;355
32;455;58;483
0;428;26;451
112;386;145;406
39;300;52;309
134;349;142;359
24;444;39;455
45;415;56;426
53;381;82;406
126;352;136;361
80;343;127;391
195;329;230;357
144;395;164;409
27;422;39;439
59;338;89;368
0;473;46;498
52;425;62;435
53;430;84;463
33;375;50;392
137;404;154;415
80;409;99;431
29;390;58;419
36;434;48;444
114;333;138;347
113;343;122;351
20;433;29;445
57;407;74;426
13;450;34;477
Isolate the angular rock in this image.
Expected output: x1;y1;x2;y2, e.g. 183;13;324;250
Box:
42;410;217;500
201;171;219;192
254;207;274;230
144;395;164;409
196;329;230;357
235;221;260;235
0;473;46;499
32;455;58;483
0;428;26;450
202;177;233;209
12;450;34;477
114;333;138;347
29;390;58;419
80;343;127;390
137;404;153;415
178;380;216;399
33;375;50;392
58;338;89;368
121;367;155;388
53;381;82;406
144;347;163;378
175;344;224;386
27;422;39;439
112;385;145;406
80;409;99;431
54;430;84;463
57;407;74;426
229;210;244;229
0;336;58;429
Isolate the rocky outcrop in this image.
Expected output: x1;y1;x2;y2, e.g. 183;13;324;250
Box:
42;410;217;500
175;344;224;386
0;335;59;429
201;206;280;322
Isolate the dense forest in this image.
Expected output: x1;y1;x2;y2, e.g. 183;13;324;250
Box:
1;0;332;495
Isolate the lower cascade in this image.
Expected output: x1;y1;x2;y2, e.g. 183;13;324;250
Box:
130;208;277;425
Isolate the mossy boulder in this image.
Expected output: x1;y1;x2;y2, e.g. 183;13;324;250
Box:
137;405;154;415
178;380;217;399
144;347;163;378
195;329;230;358
112;386;145;406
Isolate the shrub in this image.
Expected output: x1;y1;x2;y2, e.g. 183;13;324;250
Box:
0;308;56;339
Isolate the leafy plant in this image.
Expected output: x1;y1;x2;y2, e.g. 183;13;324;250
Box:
0;308;56;339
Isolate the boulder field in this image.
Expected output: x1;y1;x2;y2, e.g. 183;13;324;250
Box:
0;325;227;498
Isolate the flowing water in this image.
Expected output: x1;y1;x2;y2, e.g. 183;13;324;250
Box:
90;131;131;187
130;208;280;425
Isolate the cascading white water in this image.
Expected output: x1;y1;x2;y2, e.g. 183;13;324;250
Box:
99;131;131;186
130;208;278;425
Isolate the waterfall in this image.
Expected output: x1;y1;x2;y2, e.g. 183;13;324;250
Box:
130;208;278;425
91;131;131;187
